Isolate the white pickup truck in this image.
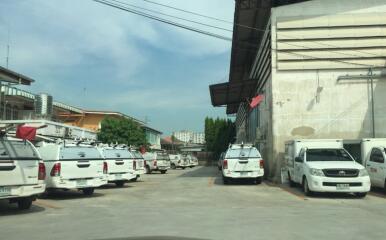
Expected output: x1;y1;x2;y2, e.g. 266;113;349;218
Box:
98;146;136;187
130;150;145;181
344;138;386;192
286;139;370;197
143;152;170;174
0;136;46;210
169;154;189;169
222;144;264;184
36;141;107;196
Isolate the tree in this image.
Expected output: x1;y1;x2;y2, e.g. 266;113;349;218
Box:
204;117;235;159
97;117;147;147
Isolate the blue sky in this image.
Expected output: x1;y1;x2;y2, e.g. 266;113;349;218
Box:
0;0;234;135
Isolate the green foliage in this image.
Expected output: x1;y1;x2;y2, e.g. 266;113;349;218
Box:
97;117;147;147
204;117;235;158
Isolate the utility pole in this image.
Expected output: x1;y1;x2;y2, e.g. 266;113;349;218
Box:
369;68;375;138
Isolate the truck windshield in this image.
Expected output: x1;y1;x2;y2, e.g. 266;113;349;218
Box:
306;149;353;162
157;154;170;161
0;140;40;160
225;148;261;159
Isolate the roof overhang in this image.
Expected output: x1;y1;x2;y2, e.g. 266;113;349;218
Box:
0;66;35;85
210;79;257;107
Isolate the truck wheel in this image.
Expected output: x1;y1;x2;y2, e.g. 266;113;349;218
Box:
160;170;167;174
288;172;295;187
82;188;94;196
171;163;176;169
115;181;125;187
145;166;151;174
256;177;262;185
17;197;33;210
303;177;313;196
355;192;367;198
223;176;230;185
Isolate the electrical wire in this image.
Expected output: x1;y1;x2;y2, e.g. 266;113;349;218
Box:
93;0;383;68
108;0;232;32
93;0;232;41
133;0;384;58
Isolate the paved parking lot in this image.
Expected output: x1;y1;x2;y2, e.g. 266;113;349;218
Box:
1;166;386;240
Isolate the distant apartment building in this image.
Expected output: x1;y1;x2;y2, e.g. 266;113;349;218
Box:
172;130;205;144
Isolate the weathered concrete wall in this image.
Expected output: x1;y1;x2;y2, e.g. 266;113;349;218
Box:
268;0;386;182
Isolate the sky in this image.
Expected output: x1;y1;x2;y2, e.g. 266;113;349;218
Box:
0;0;235;135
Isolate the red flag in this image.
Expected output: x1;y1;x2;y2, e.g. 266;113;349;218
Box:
249;95;264;109
16;125;37;141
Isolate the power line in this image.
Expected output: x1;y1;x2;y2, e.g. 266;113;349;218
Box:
94;0;381;68
108;0;232;32
136;0;383;58
93;0;232;41
141;0;267;32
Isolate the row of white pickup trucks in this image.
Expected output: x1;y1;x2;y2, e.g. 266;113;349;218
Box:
220;139;386;197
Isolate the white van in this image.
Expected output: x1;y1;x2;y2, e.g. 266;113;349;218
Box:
286;139;370;197
98;146;136;187
0;137;46;210
143;152;170;174
130;150;145;181
344;138;386;192
222;144;264;184
37;141;107;195
169;154;188;169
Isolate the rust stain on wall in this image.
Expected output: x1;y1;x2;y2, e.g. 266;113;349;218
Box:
291;126;315;136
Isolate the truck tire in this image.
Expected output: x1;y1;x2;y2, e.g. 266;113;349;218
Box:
355;192;367;198
303;177;313;196
171;163;176;169
160;170;167;174
17;197;33;210
256;177;262;184
145;166;151;174
223;176;230;185
82;188;94;196
288;172;295;187
115;181;125;187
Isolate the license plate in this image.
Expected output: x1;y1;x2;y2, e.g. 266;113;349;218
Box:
240;172;249;176
115;174;122;179
76;179;87;186
0;186;11;196
336;184;350;190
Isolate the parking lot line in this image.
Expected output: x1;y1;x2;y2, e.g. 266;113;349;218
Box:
35;199;62;209
264;181;306;200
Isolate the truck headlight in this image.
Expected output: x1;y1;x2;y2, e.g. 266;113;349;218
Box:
309;168;324;177
359;169;369;177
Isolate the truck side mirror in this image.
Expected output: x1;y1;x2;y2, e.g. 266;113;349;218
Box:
295;157;303;163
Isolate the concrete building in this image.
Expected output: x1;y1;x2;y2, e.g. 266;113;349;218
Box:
172;130;205;144
210;0;386;181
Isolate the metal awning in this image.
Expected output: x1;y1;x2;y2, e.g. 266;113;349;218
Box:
0;65;35;85
210;79;257;107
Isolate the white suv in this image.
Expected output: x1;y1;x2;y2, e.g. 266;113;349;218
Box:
0;137;46;210
222;144;264;184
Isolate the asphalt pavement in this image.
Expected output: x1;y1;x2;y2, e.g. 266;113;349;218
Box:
1;166;386;240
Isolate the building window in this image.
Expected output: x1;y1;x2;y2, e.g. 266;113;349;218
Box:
12;106;19;120
5;104;12;120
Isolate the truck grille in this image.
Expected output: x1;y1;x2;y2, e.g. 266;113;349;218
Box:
322;169;359;178
323;182;362;187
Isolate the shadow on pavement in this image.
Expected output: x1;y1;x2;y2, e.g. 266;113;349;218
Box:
0;200;45;216
99;184;134;190
178;166;219;178
39;190;105;201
